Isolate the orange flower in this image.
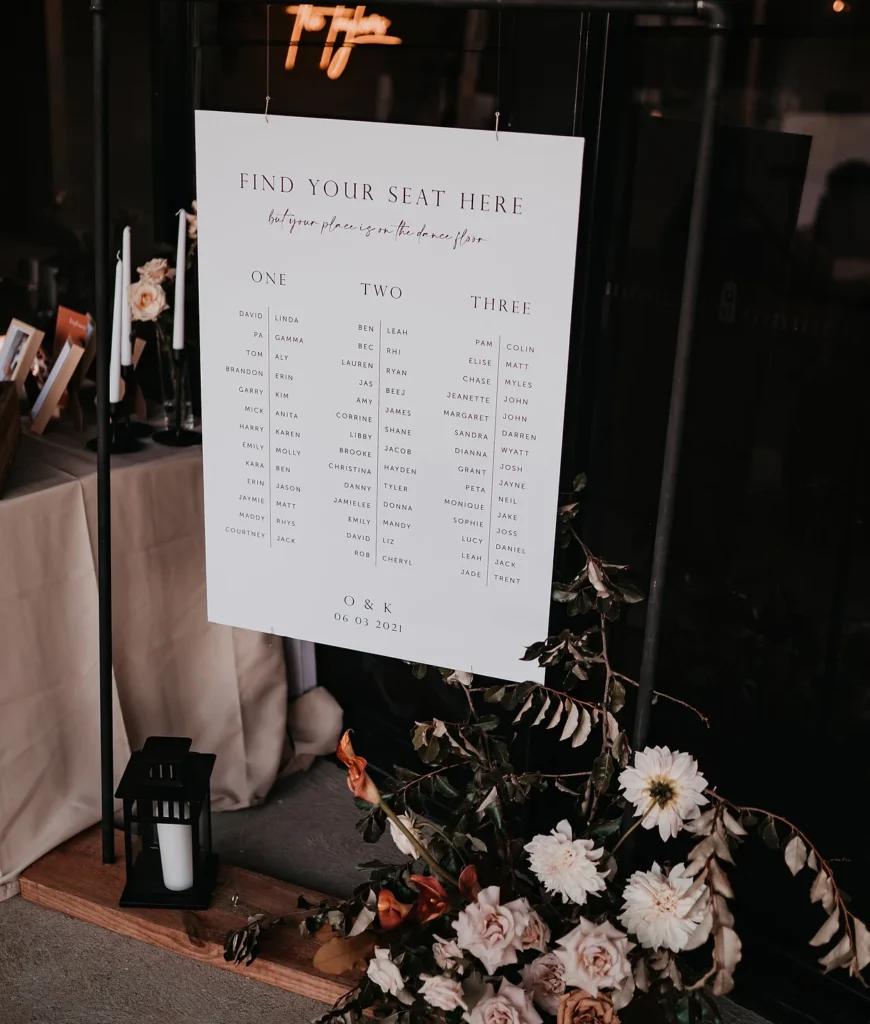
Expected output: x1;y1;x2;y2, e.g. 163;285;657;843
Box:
557;990;620;1024
458;864;481;901
336;731;381;805
377;889;414;930
409;874;451;924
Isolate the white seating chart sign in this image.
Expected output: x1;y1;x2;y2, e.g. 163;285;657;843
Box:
196;111;584;682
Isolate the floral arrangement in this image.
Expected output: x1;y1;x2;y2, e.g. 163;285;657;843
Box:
225;476;869;1024
130;258;172;323
127;203;197;328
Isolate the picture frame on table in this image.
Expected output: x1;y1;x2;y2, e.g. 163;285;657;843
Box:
0;319;44;394
30;339;85;435
55;308;96;432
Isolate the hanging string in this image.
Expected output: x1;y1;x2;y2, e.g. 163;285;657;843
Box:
494;11;502;140
265;3;272;122
571;14;585;137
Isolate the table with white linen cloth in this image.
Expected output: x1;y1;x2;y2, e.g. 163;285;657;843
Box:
0;427;340;898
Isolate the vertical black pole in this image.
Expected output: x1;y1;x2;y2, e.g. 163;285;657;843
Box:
92;0;115;865
632;7;728;750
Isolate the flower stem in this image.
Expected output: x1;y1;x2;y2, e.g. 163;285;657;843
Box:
612;800;656;855
378;800;459;888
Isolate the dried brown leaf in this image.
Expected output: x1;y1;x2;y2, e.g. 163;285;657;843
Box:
714;895;734;929
572;709;592;747
513;693;535;724
683;911;714;952
312;933;376;975
685;809;715;836
348;905;376;936
819;933;853;973
715;926;742;977
559;700;580;742
784;835;808;876
547;699;565;730
605;711;619;743
709;858;734;898
722;810;748;837
713;970;736;998
810;869;837;914
713;824;735;864
854;917;870;971
809;908;840;948
531;696;550;727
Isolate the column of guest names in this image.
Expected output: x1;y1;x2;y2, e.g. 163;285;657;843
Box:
440;297;540;588
330;316;418;569
492;337;537;587
271;305;304;547
331;319;379;564
221;305;307;547
226;309;269;543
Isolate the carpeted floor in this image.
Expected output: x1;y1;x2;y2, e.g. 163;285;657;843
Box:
0;760;767;1024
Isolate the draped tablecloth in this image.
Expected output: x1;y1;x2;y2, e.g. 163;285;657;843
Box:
0;427;335;897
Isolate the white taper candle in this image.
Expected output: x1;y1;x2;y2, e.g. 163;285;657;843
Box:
121;226;133;366
172;209;186;351
109;257;123;404
157;802;194;891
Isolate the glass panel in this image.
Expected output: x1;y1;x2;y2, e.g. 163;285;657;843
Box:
590;4;870;1015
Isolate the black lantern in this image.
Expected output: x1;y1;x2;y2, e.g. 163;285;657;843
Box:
115;736;218;909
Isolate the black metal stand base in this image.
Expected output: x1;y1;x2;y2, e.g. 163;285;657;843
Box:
129;421;154;438
86;433;143;454
86;406;144;454
153;427;202;447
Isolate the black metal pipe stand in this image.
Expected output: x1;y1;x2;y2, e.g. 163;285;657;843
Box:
153;348;202;446
92;0;115;866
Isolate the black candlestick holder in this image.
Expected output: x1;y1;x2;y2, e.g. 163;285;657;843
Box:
153;348;201;447
86;400;144;454
121;363;153;438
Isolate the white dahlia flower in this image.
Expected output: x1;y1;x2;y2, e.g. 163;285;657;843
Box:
524;819;607;906
619;862;707;952
618;746;708;840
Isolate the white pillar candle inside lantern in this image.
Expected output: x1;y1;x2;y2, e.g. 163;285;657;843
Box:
156;802;194;891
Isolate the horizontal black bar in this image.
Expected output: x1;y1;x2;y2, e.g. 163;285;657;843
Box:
164;0;730;30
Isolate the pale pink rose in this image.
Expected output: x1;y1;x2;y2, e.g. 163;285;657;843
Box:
555;919;634;996
433;937;466;975
521;953;567;1014
419;974;466;1012
129;279;168;322
466;980;543;1024
453;886;524;974
507;899;550;952
137;257;173;284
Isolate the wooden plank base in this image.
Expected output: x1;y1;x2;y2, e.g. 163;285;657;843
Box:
20;825;355;1005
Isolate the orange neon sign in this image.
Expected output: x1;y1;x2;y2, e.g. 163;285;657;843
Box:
284;5;402;80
